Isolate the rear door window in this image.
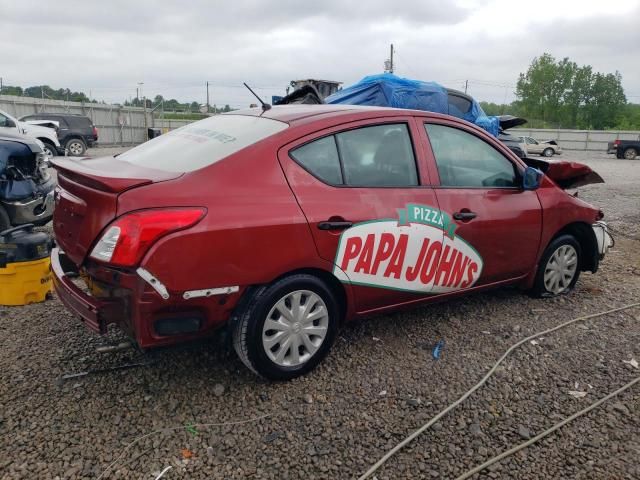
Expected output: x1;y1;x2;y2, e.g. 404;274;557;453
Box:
56;117;70;128
289;123;418;187
118;114;289;172
336;124;417;187
425;123;518;188
290;136;343;185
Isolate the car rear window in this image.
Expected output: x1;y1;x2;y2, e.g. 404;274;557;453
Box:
117;114;288;172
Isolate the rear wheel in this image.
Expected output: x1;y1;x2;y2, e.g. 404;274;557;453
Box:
623;147;638;160
66;138;87;156
531;235;581;297
542;147;554;157
232;274;339;380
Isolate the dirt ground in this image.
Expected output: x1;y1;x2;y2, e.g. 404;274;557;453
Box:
1;149;639;479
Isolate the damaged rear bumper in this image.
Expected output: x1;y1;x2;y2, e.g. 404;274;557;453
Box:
51;247;124;334
50;248;243;348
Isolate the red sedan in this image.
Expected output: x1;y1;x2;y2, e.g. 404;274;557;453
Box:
51;105;612;379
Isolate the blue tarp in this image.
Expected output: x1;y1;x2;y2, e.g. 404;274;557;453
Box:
326;73;500;137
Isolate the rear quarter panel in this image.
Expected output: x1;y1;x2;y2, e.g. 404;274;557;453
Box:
116;139;330;292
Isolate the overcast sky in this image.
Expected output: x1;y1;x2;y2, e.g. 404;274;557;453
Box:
2;0;639;108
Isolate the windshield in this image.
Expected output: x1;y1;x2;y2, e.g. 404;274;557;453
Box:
117;114;288;172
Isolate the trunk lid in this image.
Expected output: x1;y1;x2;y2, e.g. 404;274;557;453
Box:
498;115;527;131
52;156;182;265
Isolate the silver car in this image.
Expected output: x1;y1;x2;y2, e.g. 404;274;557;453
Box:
519;136;562;157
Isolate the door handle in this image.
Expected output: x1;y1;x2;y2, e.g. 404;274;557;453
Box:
453;211;477;221
318;221;353;231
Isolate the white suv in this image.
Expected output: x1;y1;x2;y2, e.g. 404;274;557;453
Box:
0;109;63;159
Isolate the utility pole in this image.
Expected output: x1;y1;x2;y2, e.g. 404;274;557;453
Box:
143;95;148;141
138;82;147;142
390;44;394;74
0;77;3;94
206;81;210;114
464;80;468;94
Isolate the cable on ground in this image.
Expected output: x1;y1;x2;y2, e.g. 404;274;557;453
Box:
454;375;640;479
358;302;640;480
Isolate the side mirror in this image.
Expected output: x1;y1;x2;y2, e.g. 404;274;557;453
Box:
523;166;543;190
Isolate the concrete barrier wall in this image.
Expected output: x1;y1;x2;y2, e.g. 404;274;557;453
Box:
512;128;640;151
3;95;640;150
0;95;192;146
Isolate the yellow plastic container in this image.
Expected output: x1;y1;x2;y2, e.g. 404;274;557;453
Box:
0;257;52;306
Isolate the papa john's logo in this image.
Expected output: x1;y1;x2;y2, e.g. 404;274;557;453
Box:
332;204;484;294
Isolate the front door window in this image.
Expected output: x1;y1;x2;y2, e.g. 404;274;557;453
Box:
424;122;543;284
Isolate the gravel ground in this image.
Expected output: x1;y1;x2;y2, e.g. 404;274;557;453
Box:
1;150;639;479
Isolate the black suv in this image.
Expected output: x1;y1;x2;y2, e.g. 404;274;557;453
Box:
19;113;98;156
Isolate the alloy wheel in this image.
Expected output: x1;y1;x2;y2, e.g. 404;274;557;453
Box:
624;148;637;160
68;141;84;156
262;290;329;367
543;244;578;294
42;146;54;159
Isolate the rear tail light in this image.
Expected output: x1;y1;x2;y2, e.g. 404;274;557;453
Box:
90;208;206;267
92;126;98;138
613;139;620;146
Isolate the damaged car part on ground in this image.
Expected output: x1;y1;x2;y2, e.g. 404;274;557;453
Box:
51;105;613;380
0;133;56;231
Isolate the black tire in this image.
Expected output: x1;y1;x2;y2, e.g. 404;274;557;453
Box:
231;274;339;380
0;206;11;233
41;141;56;159
531;234;582;297
616;151;624;159
623;147;638;160
542;147;554;157
66;138;87;156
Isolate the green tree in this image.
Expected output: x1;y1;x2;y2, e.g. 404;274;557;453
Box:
584;72;626;129
516;53;626;129
0;85;23;96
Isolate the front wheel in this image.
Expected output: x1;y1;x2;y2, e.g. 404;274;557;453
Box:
542;147;554;157
232;274;339;380
531;235;581;297
41;143;56;159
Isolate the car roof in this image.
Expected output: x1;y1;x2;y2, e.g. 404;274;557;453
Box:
23;113;90;119
225;104;453;125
